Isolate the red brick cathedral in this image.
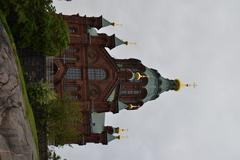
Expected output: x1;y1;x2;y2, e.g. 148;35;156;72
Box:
47;14;183;145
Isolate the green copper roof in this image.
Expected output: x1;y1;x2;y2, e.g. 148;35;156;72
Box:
107;87;116;102
91;112;105;133
118;101;129;111
114;36;127;47
143;68;179;102
107;133;117;142
159;77;178;93
102;17;113;27
143;68;160;102
88;28;98;36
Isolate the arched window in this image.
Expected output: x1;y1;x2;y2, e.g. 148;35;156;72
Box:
65;47;78;54
64;68;81;80
120;89;141;96
69;27;77;33
88;68;107;80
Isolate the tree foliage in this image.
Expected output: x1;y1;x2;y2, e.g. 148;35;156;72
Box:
27;82;82;146
27;82;57;106
0;0;69;56
47;96;82;146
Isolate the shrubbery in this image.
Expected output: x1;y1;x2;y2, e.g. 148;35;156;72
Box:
0;0;69;56
47;96;82;146
27;82;82;146
27;82;57;106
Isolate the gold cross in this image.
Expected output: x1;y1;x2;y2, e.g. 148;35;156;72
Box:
186;82;198;88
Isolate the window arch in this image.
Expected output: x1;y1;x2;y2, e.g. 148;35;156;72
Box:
88;68;107;80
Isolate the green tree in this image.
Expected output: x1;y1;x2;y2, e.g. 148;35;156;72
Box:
0;0;69;56
27;82;82;146
27;82;57;106
47;96;82;146
37;12;69;56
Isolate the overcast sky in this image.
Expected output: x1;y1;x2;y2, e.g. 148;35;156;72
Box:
52;0;240;160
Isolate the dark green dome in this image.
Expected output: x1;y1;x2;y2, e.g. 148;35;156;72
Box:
143;68;180;102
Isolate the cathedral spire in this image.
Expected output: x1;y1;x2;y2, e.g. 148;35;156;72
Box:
101;17;114;27
114;36;128;47
107;35;137;49
101;16;124;28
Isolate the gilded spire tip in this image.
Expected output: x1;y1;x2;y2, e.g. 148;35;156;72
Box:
112;22;123;27
117;135;128;140
176;79;197;91
118;128;128;133
126;41;137;45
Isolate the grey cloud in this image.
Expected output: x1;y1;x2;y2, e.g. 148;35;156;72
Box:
53;0;240;160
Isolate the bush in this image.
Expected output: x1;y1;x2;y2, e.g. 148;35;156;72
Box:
27;82;57;106
27;82;82;146
47;96;82;146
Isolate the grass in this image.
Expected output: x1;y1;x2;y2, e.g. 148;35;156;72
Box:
0;11;39;160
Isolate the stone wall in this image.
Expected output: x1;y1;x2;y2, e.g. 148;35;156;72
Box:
0;22;37;159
